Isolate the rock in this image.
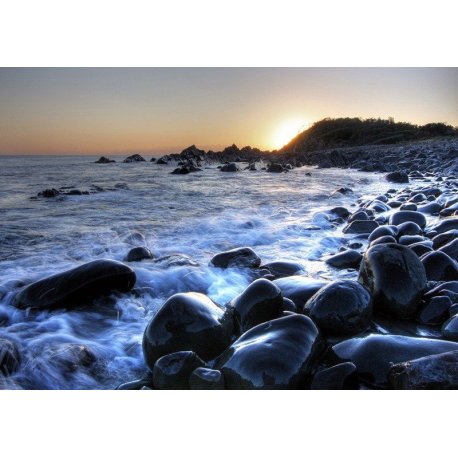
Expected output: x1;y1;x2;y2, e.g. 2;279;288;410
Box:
142;292;233;370
396;221;422;237
421;251;458;282
229;279;283;334
329;207;351;219
399;235;426;245
150;158;156;162
267;163;284;173
348;211;369;222
261;261;305;278
389;350;458;389
189;367;225;390
153;254;199;268
273;276;328;310
343;220;379;234
417;202;442;215
0;338;21;376
220;163;239;172
429;218;458;236
126;246;154;262
310;362;358;390
38;188;60;198
13;259;136;310
152;351;205;389
409;242;433;257
123;154;146;163
95;156;115;163
418;296;453;325
116;378;154;390
215;314;322;389
386;171;409;183
368;225;399;242
442;314;458;341
432;230;458;249
330;334;458;388
171;166;190;175
400;203;417;211
370;235;398;246
304;280;372;337
358;243;427;318
325;249;362;269
210;247;261;269
439;238;458;262
123;231;146;246
282;297;297;313
389;211;426;228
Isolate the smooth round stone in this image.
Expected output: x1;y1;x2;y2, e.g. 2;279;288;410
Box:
216;314;322;389
325;249;362;269
282;297;297;313
343;220;379;234
429;219;458;236
330;334;458;388
408;242;433;257
418;296;453;325
210;247;261;269
142;292;233;370
358;243;427;318
0;338;21;376
432;230;458;249
310;362;358;390
397;221;422;237
400;203;418;211
386;171;409;183
388;200;402;208
126;246;154;262
368;225;398;242
329;207;350;219
374;195;388;203
409;193;427;203
220;163;239;172
367;200;391;213
304;280;372;337
152;351;205;389
273;276;328;310
442;315;458;341
417;202;442;215
370;235;397;246
439;238;458;262
421;251;458;282
13;259;136;310
116;378;154;390
389;211;426;229
262;261;305;278
229;278;283;334
424;281;458;298
399;235;426;245
189;367;225;390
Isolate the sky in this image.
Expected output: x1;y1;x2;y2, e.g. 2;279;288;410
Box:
0;68;457;155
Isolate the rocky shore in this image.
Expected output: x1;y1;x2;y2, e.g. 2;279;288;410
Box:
2;136;457;390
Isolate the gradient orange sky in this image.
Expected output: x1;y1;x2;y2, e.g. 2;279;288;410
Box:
0;68;457;155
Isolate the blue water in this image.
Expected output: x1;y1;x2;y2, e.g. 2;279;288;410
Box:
0;155;396;389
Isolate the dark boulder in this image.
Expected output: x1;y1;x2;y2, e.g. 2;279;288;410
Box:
13;259;136;310
442;314;458;341
432;230;458;249
310;362;358;390
152;351;205;389
38;188;60;198
116;378;154;390
215;314;322;389
358;243;426;318
0;338;21;376
417;202;442;215
142;292;233;370
189;367;225;390
370;235;398;246
210;247;261;269
418;296;452;325
304;280;372;337
126;246;154;262
330;334;458;388
228;279;283;334
273;276;328;310
368;225;399;242
220;163;239;172
429;218;458;236
389;211;426;229
261;261;305;278
386;171;409;183
343;220;379;234
329;207;351;219
123;154;146;163
267;163;284;173
396;221;422;237
439;238;458;262
95;156;115;163
409;242;433;257
421;251;458;282
325;250;362;269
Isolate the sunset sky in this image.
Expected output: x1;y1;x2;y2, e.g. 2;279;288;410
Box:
0;68;457;155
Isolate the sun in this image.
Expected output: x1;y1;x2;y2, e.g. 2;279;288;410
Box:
271;119;309;150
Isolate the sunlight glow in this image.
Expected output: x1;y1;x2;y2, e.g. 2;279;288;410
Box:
271;119;310;150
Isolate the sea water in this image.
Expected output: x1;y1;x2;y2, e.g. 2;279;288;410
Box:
0;155;399;389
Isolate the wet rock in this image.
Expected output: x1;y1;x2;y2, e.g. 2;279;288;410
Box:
52;343;97;374
282;297;297;313
329;207;351;219
189;367;225;390
220;163;239;172
330;334;458;388
304;280;372;337
123;231;146;246
38;188;60;198
273;276;328;310
229;279;284;334
417;202;442;215
442;315;458;341
13;259;136;310
418;296;453;325
343;220;379;235
95;156;115;163
310;362;358;390
123;154;146;163
399;235;426;245
262;261;305;278
370;235;398;246
368;225;399;242
210;247;261;269
267;163;285;173
116;378;154;390
421;251;458;282
439;238;458;262
358;243;427;318
0;338;21;376
216;314;322;389
389;350;458;389
400;203;417;211
126;246;154;262
429;218;458;236
409;242;433;257
389;211;426;229
348;211;369;222
154;254;199;268
386;171;409;183
152;351;206;389
396;221;422;237
142;292;233;370
432;230;458;249
325;249;362;269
